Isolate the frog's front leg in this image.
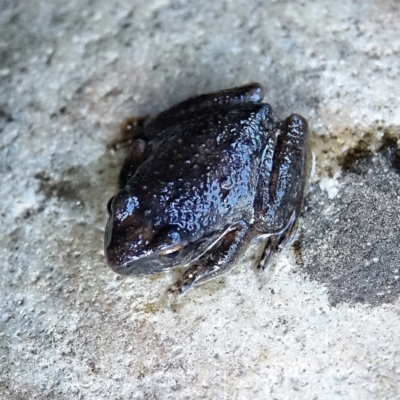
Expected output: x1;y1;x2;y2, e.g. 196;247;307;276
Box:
255;113;309;268
171;222;250;294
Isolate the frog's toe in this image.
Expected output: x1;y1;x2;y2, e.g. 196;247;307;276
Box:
285;113;309;135
168;262;206;295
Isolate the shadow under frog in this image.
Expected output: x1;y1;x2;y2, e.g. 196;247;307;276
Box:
104;83;309;294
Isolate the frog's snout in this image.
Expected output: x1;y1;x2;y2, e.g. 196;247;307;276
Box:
105;244;168;277
104;218;169;276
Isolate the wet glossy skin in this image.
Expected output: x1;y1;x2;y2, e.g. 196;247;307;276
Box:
105;83;309;293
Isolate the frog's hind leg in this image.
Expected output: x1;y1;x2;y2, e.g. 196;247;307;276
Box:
145;83;265;138
107;117;149;189
118;137;148;189
254;113;309;269
171;222;250;295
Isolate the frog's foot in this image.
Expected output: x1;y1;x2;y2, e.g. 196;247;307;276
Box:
257;210;298;269
118;138;148;188
169;261;210;295
144;83;268;140
170;222;249;295
108;117;147;150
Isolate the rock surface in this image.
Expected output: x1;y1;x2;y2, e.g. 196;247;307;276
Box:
1;1;400;399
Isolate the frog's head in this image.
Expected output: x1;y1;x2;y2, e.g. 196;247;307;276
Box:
105;189;204;276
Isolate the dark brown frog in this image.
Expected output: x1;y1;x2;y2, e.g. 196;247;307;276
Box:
105;83;308;293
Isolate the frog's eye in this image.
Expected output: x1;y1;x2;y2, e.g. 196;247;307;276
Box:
159;245;184;260
107;196;115;216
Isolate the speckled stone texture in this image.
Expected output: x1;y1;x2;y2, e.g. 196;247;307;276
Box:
1;1;400;399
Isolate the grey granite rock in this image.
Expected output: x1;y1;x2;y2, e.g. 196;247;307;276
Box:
1;0;400;399
300;143;400;306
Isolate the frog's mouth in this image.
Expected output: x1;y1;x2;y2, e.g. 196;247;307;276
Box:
105;220;243;277
107;251;177;277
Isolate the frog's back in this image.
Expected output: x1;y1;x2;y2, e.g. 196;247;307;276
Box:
128;102;276;239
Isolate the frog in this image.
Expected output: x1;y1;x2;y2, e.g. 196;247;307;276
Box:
104;83;309;294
